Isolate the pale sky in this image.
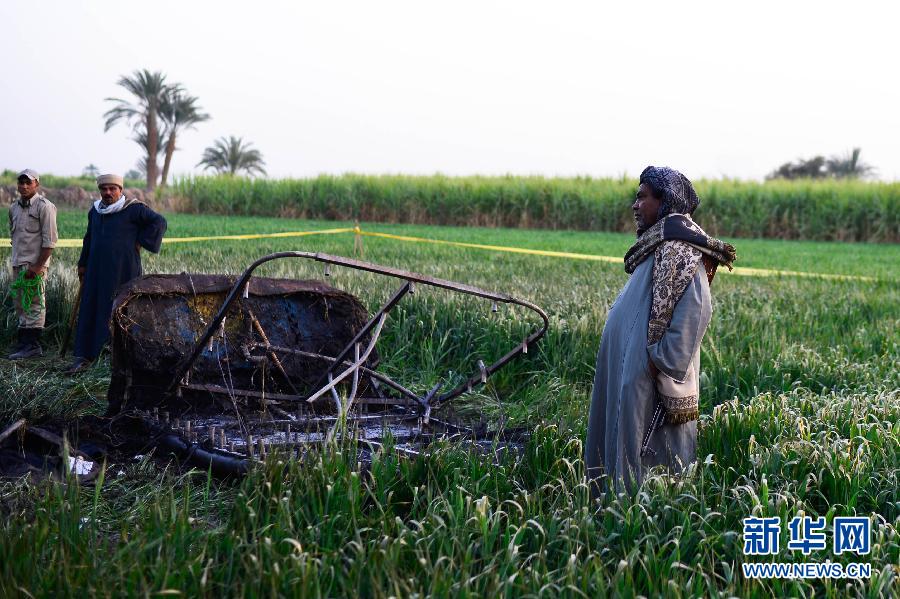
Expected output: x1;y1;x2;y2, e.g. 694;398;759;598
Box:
2;0;898;181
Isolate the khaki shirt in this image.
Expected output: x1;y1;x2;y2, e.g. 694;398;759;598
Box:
8;193;58;267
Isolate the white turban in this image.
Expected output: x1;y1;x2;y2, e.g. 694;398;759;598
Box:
96;174;124;188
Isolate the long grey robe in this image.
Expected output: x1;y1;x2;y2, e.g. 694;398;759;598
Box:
585;254;712;492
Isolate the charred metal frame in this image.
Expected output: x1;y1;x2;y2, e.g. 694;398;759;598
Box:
166;252;549;422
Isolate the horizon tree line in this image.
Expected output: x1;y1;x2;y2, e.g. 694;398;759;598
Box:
767;147;875;180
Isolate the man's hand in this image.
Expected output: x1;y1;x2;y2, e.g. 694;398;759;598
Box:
77;266;86;282
30;248;52;278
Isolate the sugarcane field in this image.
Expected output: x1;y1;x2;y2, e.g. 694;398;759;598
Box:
1;2;899;598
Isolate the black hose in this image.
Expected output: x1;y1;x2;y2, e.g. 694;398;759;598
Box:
155;433;250;477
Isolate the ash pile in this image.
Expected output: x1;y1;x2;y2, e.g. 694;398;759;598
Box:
101;252;548;476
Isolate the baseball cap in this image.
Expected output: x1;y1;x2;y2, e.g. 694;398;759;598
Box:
17;169;39;182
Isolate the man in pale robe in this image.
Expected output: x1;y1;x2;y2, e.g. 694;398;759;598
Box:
585;166;735;493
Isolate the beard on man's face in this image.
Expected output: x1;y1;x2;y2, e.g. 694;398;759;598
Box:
634;210;653;235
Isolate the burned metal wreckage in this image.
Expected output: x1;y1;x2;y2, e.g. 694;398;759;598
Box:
2;252;548;480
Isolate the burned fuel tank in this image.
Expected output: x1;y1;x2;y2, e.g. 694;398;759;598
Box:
107;273;375;416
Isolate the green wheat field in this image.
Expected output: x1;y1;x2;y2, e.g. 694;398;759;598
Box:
1;209;898;597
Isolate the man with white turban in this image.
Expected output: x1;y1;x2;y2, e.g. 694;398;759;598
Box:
66;174;167;374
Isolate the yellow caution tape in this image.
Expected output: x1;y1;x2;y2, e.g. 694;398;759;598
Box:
162;227;356;244
353;228;877;282
0;227;354;249
354;229;622;263
36;239;85;248
1;225;880;282
725;266;875;281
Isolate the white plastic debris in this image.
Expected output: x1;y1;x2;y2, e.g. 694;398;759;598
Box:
68;456;95;476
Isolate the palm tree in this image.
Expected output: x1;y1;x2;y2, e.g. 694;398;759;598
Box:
82;164;101;178
103;70;169;191
826;148;875;179
197;136;267;176
132;127;166;187
158;89;210;187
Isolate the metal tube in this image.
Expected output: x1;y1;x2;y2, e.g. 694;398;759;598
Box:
306;313;388;404
253;344;422;404
310;281;409;392
348;342;361;409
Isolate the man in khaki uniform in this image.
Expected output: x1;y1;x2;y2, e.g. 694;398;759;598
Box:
7;169;58;359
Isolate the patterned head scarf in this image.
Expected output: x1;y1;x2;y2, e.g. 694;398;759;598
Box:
639;166;700;219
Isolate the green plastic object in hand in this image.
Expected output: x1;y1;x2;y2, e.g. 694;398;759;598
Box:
10;270;44;314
